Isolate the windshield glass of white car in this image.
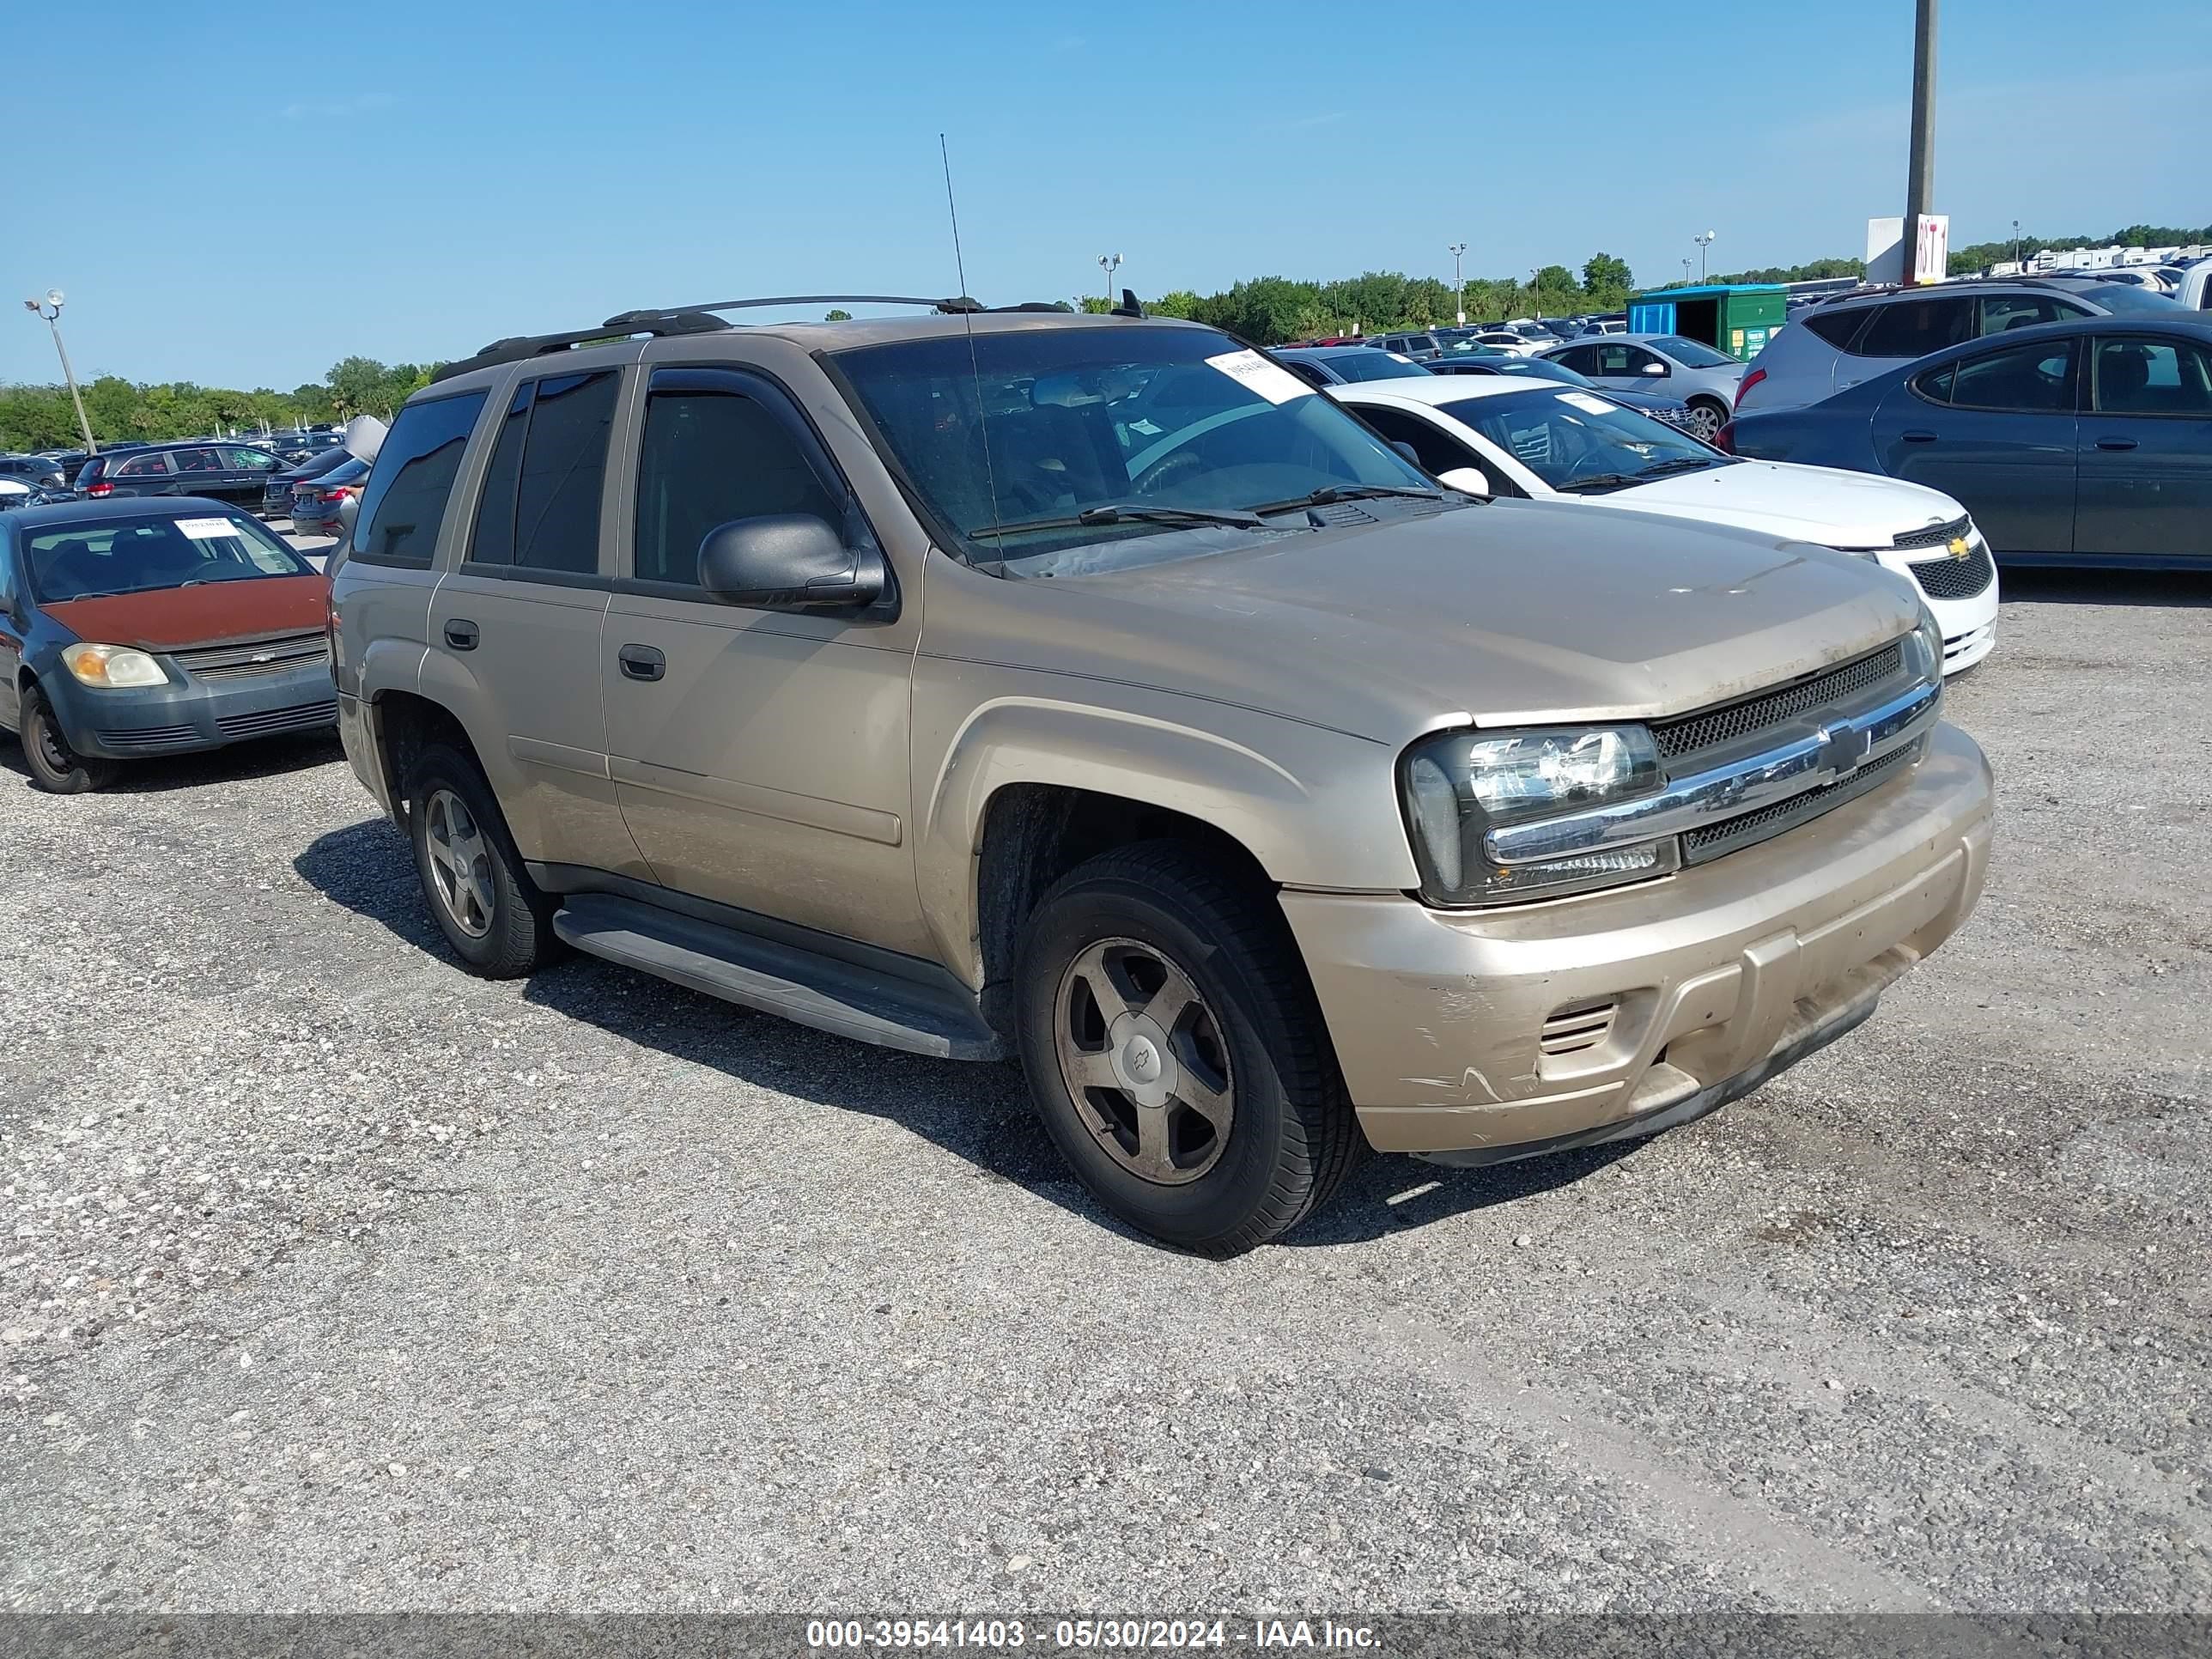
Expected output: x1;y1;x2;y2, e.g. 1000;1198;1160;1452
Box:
1444;390;1732;495
1651;336;1741;369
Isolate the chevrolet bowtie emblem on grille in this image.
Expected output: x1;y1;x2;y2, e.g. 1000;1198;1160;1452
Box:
1947;537;1971;560
1818;720;1874;776
250;651;274;663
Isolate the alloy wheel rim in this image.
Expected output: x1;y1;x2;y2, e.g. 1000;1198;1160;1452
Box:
423;787;496;939
1053;937;1235;1186
1691;404;1723;440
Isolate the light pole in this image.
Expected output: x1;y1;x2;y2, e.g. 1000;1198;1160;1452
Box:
1693;230;1716;283
1097;252;1122;304
1449;242;1468;325
1681;258;1692;285
2012;218;2022;269
1529;268;1541;319
23;289;95;454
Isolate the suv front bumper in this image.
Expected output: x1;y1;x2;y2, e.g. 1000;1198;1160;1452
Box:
1280;720;1994;1160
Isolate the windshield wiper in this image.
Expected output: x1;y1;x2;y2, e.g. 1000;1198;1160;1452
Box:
1247;484;1444;514
1632;456;1723;478
1552;472;1647;495
968;501;1267;541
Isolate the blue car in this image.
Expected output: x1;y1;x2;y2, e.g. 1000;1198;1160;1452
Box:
1723;315;2212;566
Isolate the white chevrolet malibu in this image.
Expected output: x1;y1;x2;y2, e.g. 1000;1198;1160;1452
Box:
1334;374;1998;674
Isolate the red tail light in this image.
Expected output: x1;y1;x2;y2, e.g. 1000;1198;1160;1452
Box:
84;481;114;497
1734;367;1765;410
1712;421;1737;453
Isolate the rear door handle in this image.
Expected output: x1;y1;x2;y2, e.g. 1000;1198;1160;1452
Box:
443;619;479;651
1900;429;1937;443
2094;436;2139;451
618;643;665;682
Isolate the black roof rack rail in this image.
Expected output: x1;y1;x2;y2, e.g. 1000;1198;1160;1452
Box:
430;309;732;383
605;294;981;327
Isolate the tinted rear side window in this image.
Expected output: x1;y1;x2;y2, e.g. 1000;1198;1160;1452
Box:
351;391;488;568
1802;308;1869;350
510;371;617;576
1857;296;1974;360
465;384;533;568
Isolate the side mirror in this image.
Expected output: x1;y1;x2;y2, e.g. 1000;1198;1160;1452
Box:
1641;362;1667;375
341;414;387;464
1437;465;1493;495
1389;441;1422;466
697;514;885;611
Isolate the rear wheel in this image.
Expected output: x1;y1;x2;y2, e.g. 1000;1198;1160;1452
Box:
19;684;116;794
1014;842;1364;1255
403;743;559;977
1686;398;1729;442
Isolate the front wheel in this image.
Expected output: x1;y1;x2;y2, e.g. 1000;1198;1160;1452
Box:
1014;842;1364;1255
1686;398;1729;442
18;684;116;794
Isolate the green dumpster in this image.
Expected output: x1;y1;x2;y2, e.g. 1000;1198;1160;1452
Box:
1626;283;1787;362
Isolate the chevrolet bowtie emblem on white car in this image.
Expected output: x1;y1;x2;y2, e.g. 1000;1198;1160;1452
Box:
1948;537;1971;560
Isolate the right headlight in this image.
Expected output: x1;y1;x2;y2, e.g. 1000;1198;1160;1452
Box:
1400;725;1674;908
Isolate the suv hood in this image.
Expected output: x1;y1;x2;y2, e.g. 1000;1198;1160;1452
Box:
958;499;1924;743
1603;459;1966;550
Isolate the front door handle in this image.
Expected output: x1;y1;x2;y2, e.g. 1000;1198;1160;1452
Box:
1900;429;1937;443
618;643;665;682
443;619;479;651
2094;436;2139;451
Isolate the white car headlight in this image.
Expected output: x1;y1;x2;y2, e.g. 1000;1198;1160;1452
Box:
1401;725;1673;907
61;643;168;688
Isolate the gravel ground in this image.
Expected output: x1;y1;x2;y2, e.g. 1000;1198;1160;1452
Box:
1;569;2207;1614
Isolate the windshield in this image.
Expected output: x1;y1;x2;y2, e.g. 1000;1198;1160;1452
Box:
1328;350;1432;383
1653;336;1741;369
1442;388;1728;494
832;325;1440;572
27;512;313;601
2075;283;2185;314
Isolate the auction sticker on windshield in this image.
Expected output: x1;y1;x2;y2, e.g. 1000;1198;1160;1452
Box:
1558;392;1616;416
1206;349;1313;405
175;518;243;540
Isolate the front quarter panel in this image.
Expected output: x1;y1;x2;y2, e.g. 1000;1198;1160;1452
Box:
911;654;1419;990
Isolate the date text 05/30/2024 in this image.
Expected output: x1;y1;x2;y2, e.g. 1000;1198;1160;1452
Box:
805;1620;1379;1650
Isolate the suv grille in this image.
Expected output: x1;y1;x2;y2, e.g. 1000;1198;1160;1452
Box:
1681;739;1921;865
172;632;331;681
1892;515;1971;551
1908;544;1995;601
1651;642;1905;762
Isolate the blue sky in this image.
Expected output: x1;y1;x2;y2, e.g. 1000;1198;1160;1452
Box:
8;0;2209;391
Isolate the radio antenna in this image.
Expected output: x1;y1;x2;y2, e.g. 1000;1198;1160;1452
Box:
940;131;1001;547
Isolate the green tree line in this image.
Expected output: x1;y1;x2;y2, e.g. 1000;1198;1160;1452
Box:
0;355;437;453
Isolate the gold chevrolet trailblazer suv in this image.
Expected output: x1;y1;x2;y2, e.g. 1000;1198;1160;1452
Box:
330;295;1993;1254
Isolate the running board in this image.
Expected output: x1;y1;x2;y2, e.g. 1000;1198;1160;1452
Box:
551;892;1003;1061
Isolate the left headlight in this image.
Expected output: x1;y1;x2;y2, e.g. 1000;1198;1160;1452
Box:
1400;725;1674;908
61;643;168;688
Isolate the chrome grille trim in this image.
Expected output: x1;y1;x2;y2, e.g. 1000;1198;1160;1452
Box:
1680;739;1922;866
1651;643;1904;762
1485;675;1942;867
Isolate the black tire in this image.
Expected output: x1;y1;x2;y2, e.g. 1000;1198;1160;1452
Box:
402;742;559;977
1013;841;1364;1255
18;684;116;794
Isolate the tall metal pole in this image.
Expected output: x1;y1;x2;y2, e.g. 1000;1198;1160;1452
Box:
1449;242;1467;325
1903;0;1938;279
24;293;95;454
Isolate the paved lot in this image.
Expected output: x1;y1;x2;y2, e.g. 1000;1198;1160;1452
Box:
3;571;2208;1613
